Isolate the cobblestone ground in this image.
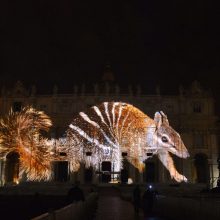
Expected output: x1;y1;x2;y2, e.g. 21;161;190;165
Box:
95;187;166;220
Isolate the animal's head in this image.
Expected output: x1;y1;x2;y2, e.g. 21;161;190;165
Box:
153;111;189;158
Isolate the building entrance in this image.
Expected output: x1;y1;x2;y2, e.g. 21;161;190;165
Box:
53;161;69;182
5;152;20;183
194;153;209;184
101;161;111;183
84;167;93;183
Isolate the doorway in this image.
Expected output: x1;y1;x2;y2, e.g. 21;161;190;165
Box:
194;153;209;183
101;161;111;183
84;166;93;183
5;152;20;183
53;161;69;182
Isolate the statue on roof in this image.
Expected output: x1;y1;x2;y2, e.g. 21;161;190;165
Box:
128;85;133;96
156;85;160;96
105;82;110;96
81;83;85;96
115;84;120;95
73;85;78;95
94;83;99;95
53;84;58;96
191;80;202;95
13;81;28;96
136;85;141;96
31;85;37;96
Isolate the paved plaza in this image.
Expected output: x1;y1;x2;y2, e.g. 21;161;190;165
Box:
95;186;166;220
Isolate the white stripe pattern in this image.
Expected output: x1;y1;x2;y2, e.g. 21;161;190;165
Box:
79;112;118;149
119;108;131;141
104;102;113;130
112;102;119;128
69;124;106;149
116;104;124;137
92;105;114;137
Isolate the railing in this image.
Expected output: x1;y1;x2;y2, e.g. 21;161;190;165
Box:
31;192;98;220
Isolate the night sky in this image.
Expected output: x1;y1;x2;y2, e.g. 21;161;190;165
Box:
0;0;219;97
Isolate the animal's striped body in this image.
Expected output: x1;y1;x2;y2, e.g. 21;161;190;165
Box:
67;102;189;182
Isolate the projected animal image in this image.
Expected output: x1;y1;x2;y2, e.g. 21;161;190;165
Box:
66;102;189;182
0;102;189;182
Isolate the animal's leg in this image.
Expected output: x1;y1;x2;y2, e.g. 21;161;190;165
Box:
158;151;187;182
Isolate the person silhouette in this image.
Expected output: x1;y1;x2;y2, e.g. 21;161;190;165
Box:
142;185;155;217
67;181;85;204
133;184;141;214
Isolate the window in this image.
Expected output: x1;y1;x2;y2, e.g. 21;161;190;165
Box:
13;102;22;112
193;103;202;113
122;152;128;157
101;161;111;172
194;134;204;148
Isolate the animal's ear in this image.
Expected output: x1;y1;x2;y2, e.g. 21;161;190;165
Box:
154;112;162;128
160;111;169;126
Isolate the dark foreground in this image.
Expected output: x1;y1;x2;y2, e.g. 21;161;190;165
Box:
95;186;167;220
0;194;68;220
0;186;168;220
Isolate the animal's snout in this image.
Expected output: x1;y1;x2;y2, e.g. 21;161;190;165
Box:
186;151;190;157
183;151;190;158
179;142;190;158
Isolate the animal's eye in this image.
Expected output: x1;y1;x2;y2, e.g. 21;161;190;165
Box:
162;136;168;143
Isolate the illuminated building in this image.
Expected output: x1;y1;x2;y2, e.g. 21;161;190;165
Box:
0;72;219;187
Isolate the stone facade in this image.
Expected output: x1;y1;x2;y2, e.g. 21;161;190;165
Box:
0;78;219;187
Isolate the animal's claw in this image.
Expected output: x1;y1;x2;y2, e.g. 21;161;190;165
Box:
171;172;188;183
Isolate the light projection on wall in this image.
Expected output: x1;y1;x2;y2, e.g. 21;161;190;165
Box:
65;102;189;182
0;107;53;180
0;102;189;182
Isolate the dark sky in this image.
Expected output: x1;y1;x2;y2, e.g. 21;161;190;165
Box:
0;0;219;96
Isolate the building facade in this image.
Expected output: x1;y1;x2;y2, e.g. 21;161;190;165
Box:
0;77;219;187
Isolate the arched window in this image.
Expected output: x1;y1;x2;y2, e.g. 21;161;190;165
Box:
193;103;202;113
5;152;20;183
